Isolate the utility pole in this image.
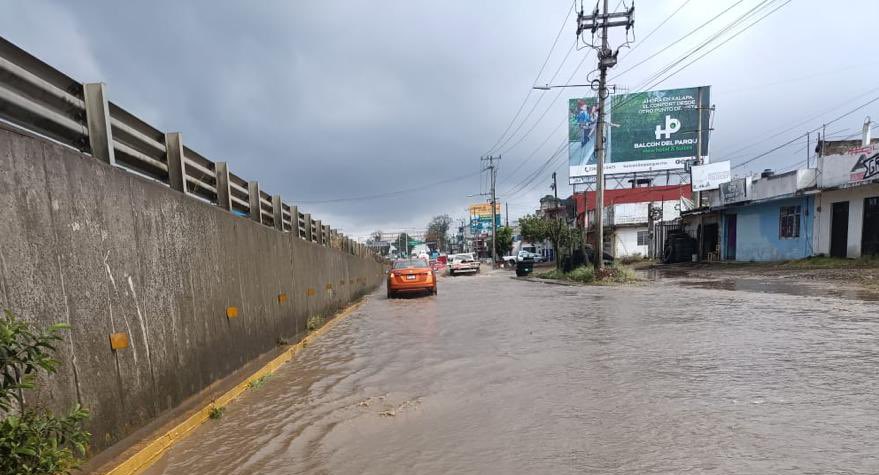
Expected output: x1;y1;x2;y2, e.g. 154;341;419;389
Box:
551;171;558;200
695;86;704;261
577;0;634;271
505;202;509;228
806;131;810;168
482;155;501;269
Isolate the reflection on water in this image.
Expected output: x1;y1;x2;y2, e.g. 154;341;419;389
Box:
145;272;879;474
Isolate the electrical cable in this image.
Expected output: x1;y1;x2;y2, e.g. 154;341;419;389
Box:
611;0;745;81
483;1;575;156
732;94;879;171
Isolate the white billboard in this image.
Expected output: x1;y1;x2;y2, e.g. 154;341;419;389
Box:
690;161;731;191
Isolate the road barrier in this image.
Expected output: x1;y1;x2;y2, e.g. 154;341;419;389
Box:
0;35;370;257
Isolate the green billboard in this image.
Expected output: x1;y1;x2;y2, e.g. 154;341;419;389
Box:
568;86;710;183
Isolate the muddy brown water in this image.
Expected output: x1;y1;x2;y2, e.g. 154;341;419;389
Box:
144;271;879;474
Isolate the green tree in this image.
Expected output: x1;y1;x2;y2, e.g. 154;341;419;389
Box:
518;214;575;269
0;310;89;474
425;215;452;252
490;226;514;257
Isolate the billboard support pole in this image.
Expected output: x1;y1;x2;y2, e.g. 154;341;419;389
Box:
481;155;500;269
696;86;704;261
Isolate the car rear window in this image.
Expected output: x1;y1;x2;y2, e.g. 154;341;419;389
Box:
393;259;428;269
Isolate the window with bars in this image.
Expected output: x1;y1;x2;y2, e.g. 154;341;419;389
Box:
636;230;649;246
779;205;801;239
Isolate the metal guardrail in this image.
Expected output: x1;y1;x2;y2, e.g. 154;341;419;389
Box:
0;36;372;258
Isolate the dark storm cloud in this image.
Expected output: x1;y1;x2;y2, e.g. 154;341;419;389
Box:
0;1;559;235
2;0;877;236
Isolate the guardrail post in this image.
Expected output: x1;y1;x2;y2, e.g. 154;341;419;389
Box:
304;213;312;241
83;83;116;165
314;220;323;245
290;206;300;238
164;132;187;192
272;195;283;231
215;162;232;211
247;181;261;223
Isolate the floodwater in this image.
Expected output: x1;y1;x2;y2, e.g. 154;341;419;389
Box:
145;270;879;474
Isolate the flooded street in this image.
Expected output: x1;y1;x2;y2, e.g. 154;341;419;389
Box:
145;270;879;474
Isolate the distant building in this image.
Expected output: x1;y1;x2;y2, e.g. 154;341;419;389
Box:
576;184;692;258
813;139;879;258
677;120;879;262
690;168;818;261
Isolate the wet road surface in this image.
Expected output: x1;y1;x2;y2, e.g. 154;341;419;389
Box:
145;270;879;474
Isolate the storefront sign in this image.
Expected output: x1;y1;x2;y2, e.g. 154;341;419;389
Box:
720;177;749;204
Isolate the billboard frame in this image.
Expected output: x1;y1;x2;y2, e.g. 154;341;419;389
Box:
568;86;711;184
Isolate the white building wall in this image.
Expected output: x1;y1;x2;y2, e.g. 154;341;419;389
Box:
614;226;648;258
813;184;879;257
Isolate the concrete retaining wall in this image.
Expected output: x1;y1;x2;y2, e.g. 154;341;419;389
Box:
0;124;383;453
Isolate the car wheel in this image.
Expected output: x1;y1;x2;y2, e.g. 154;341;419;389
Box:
387;288;394;299
449;270;454;276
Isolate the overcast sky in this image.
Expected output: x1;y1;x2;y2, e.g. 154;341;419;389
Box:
2;0;877;238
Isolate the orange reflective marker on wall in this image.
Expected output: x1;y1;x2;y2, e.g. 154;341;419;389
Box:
226;306;239;319
109;332;129;350
277;293;288;304
306;288;317;296
325;283;333;290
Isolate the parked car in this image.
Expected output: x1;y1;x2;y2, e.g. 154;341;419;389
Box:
387;258;437;298
448;253;480;276
503;250;544;266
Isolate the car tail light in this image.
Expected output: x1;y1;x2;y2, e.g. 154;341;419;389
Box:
389;272;396;278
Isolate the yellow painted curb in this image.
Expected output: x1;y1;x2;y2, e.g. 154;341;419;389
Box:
101;299;366;475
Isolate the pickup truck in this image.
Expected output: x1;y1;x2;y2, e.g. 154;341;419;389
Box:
448;253;480;275
503;250;544;266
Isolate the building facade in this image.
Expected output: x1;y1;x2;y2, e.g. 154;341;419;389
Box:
576;184;692;258
812;141;879;258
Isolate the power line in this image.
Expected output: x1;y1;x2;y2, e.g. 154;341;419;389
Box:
612;0;745;81
484;1;575;156
715;86;879;162
620;0;694;60
496;52;593;185
732;94;879;170
614;0;783;108
494;42;578;154
632;0;790;97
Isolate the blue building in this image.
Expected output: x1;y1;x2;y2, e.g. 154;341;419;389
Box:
684;168;818;262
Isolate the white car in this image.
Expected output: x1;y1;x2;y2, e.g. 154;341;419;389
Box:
448;253;480;275
504;250;544;266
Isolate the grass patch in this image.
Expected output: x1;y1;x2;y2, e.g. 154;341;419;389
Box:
248;374;272;390
536;264;637;285
779;255;879;269
208;406;225;420
306;314;324;332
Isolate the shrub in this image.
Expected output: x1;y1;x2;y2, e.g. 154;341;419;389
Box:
208;406;224;420
0;310;90;474
247;374;271;390
537;264;636;285
306;314;324;332
566;266;595;283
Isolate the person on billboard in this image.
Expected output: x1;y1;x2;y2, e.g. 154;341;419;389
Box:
575;102;596;147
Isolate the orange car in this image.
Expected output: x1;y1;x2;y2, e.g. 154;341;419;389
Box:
387;258;437;298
